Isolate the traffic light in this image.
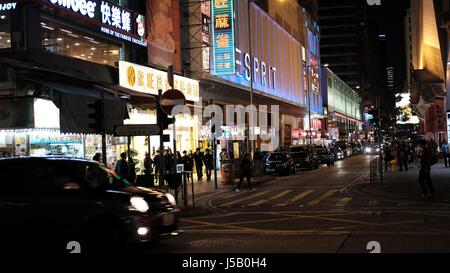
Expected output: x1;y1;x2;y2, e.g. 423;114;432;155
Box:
156;98;174;131
367;109;379;129
88;99;104;133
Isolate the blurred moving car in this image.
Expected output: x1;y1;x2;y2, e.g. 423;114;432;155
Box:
331;147;345;160
351;143;363;155
334;141;353;157
265;152;295;175
0;157;179;252
289;145;319;170
364;144;380;155
316;147;335;166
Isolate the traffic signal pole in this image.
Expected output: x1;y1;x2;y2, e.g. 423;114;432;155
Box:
377;96;383;183
101;92;107;165
158;89;165;187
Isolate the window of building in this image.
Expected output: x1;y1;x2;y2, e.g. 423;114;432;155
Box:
41;19;122;67
0;13;11;49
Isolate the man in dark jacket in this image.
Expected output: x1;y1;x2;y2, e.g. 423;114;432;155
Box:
418;140;435;198
203;149;214;181
234;153;254;192
115;152;130;181
194;148;204;182
182;150;193;183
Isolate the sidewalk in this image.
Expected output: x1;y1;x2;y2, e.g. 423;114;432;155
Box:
355;161;450;203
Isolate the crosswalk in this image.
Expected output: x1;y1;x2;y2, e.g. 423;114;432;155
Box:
210;188;410;209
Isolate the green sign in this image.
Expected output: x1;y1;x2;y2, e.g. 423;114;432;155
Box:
211;0;235;75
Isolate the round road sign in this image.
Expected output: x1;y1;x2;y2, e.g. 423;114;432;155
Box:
160;89;186;115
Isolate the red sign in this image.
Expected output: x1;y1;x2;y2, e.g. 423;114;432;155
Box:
292;129;300;139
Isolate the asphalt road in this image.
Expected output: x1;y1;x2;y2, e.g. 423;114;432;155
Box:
146;155;450;253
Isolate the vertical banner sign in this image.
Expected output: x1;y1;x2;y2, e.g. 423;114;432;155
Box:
211;0;235;75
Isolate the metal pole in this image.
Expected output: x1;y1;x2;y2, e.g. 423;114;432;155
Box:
213;136;218;189
377;96;383;183
172;117;178;201
158;90;165;187
307;66;312;144
247;0;255;156
100;92;107;166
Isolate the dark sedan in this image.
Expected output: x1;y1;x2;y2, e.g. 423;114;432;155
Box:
289;145;319;170
317;148;335;166
0;157;180;253
265;152;295;175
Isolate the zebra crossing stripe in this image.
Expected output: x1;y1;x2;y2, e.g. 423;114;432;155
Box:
306;190;339;206
335;197;352;207
221;190;270;207
290;190;315;202
248;190;293;207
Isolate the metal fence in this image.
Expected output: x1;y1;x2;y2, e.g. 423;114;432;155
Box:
369;156;383;183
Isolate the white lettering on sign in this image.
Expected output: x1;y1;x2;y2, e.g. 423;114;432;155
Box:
48;0;96;19
100;1;132;33
236;48;277;90
0;2;17;11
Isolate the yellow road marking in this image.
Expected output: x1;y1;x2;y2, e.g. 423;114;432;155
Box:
306;190;338;206
222;190;270;207
290;190;315;202
335;197;352;207
248;190;293;207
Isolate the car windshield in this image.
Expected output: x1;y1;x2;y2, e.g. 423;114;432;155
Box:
268;153;287;161
289;146;308;153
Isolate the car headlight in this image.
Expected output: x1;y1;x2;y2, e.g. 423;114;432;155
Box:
130;196;149;213
166;193;177;206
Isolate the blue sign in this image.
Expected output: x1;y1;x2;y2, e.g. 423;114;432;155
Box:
211;0;235;75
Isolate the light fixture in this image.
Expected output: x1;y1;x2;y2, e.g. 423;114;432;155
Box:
67;33;79;38
42;25;55;30
103;60;107;63
57;38;63;41
90;52;93;55
7;40;10;43
75;43;80;46
0;16;5;19
66;45;70;48
81;54;85;57
60;29;72;34
323;63;329;67
87;56;92;59
90;47;96;50
44;38;48;41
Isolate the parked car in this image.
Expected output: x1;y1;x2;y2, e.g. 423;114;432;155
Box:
364;144;380;155
331;146;345;160
289;145;319;170
334;141;353;157
265;152;295;175
0;157;180;252
316;147;335;166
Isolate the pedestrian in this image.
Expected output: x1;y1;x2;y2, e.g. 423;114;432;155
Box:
115;152;130;181
164;148;173;174
234;153;254;192
418;140;436;199
402;142;410;171
383;145;392;171
182;150;193;183
219;148;229;165
92;152;102;163
128;155;136;184
143;151;153;176
440;141;449;168
204;149;214;181
194;148;204;182
153;150;161;182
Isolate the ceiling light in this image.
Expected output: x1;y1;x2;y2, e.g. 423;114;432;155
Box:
88;56;92;59
90;52;94;55
84;36;94;40
57;38;63;41
7;40;10;43
81;54;85;57
90;47;96;50
60;29;72;34
90;40;100;44
67;33;79;38
42;25;55;30
103;60;107;63
1;16;5;19
75;43;80;46
66;45;70;48
44;38;48;41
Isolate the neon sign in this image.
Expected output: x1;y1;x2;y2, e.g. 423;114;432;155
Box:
48;0;97;18
211;0;235;75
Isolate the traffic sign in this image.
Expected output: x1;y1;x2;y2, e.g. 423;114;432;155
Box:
160;89;186;115
114;124;160;136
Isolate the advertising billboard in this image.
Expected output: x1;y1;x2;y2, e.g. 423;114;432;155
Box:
147;0;182;72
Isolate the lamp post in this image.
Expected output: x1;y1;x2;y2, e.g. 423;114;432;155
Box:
247;0;255;157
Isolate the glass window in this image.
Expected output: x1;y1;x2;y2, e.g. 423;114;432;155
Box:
0;13;11;49
41;19;122;67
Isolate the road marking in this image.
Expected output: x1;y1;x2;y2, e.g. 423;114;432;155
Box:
366;200;379;206
290;190;315;202
248;190;293;207
307;190;338;207
218;192;243;199
221;190;270;207
335;197;352;207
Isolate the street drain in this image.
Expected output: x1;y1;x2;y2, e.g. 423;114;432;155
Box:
189;239;246;248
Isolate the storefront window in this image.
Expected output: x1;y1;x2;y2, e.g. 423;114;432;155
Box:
41;19;122;66
0;13;11;49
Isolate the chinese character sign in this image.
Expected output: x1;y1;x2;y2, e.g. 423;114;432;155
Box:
211;0;235;75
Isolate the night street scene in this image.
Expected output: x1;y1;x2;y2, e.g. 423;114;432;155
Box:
2;0;450;265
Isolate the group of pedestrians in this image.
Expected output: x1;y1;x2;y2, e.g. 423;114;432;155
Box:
383;139;446;199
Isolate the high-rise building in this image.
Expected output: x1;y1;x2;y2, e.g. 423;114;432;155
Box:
318;0;368;92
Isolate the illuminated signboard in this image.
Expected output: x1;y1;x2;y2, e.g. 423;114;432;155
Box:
0;2;17;11
211;0;235;75
45;0;146;46
119;61;199;102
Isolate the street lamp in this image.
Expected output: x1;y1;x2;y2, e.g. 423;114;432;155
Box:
306;63;328;144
